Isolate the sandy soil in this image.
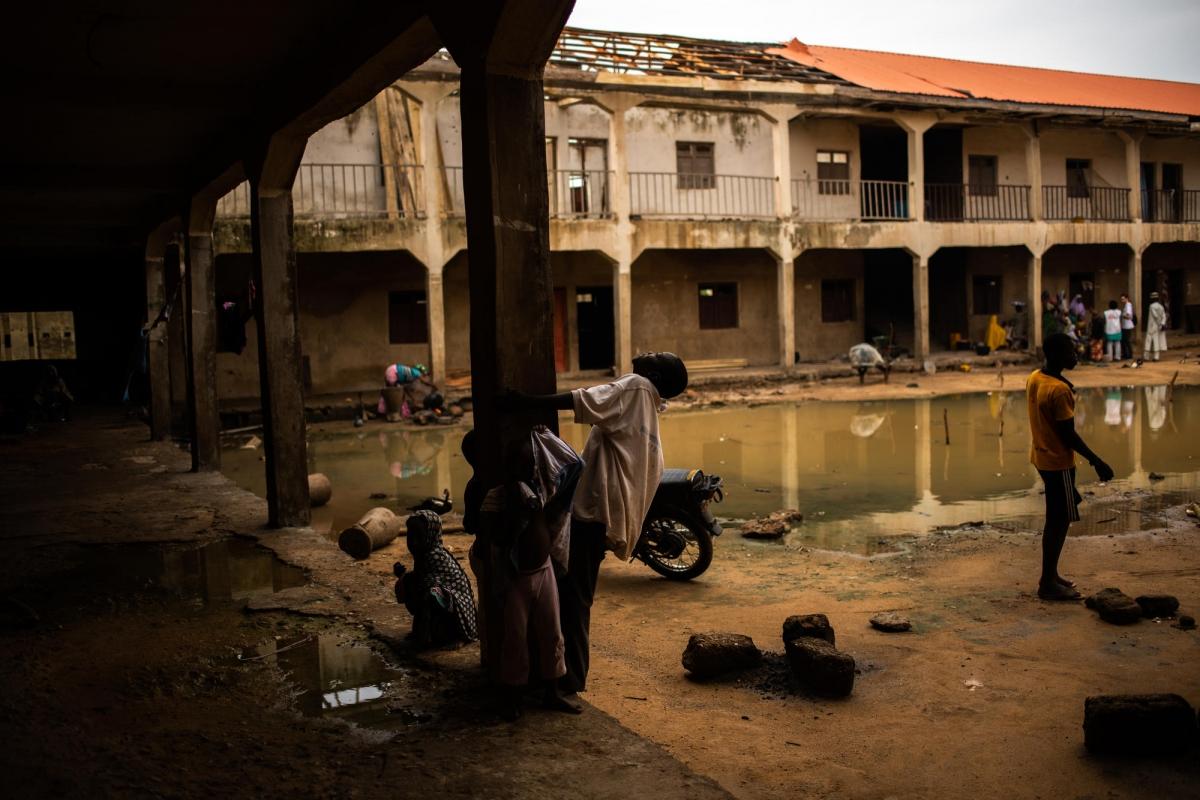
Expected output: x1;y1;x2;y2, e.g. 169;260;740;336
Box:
3;393;1199;798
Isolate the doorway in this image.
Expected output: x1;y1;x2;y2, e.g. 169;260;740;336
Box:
1162;163;1183;222
862;250;914;355
566;138;609;216
1142;268;1185;330
576;285;614;370
925;127;964;221
858;125;909;219
929;249;968;349
1140;162;1157;221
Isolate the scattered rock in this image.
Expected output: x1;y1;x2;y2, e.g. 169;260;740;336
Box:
1083;694;1197;755
1135;594;1179;619
782;613;835;646
869;612;912;632
1174;615;1196;630
784;637;855;697
681;633;762;678
741;509;804;539
1147;472;1166;481
1084;588;1143;625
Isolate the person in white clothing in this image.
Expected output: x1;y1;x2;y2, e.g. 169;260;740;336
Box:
1144;291;1168;361
1102;300;1123;361
503;352;688;695
1119;293;1135;361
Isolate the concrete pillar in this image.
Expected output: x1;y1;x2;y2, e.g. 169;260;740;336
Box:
248;136;311;527
144;223;175;441
426;264;447;381
776;255;795;367
184;201;221;472
614;258;633;374
1023;126;1043;221
1129;248;1143;350
431;0;574;487
1119;131;1143;221
1028;251;1043;348
761;105;795;218
166;239;189;428
912;252;930;360
898;115;936;222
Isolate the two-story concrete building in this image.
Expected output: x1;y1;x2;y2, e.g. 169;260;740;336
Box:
210;28;1200;401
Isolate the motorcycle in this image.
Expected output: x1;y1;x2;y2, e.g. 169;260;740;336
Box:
634;468;724;581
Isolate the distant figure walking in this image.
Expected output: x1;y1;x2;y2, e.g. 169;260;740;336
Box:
1144;292;1168;362
1026;333;1114;601
1102;301;1123;361
849;343;890;384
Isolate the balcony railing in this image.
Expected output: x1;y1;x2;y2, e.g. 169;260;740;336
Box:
1142;189;1200;223
925;184;1031;221
215;164;425;219
791;179;910;221
1043;185;1130;221
549;170;613;218
629;172;775;218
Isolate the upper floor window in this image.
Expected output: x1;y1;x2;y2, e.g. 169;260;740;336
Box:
698;282;738;329
1066;159;1091;198
677;142;715;189
816;150;850;195
388;290;428;344
968;155;998;196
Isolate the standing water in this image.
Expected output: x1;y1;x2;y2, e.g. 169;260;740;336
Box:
222;386;1199;554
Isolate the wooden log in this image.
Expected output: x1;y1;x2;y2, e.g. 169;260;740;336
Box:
307;473;332;508
338;507;403;560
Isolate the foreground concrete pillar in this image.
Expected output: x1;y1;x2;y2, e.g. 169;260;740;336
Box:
249;138;310;527
433;0;574;486
426;264;447;381
1119;131;1143;222
1129;248;1143;350
1028;251;1043;348
776;256;795;367
912;253;930;361
144;223;175;441
184;201;221;471
614;258;633;374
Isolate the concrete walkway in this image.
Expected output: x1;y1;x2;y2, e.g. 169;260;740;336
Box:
0;410;730;800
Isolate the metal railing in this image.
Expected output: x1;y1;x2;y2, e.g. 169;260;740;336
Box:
925;183;1031;221
1142;189;1200;223
629;172;775;218
215;164;425;219
549;170;613;218
1043;185;1130;221
790;178;911;221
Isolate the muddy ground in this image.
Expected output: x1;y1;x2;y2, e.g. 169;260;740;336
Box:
3;357;1200;798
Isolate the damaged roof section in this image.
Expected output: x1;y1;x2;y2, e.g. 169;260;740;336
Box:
549;27;850;85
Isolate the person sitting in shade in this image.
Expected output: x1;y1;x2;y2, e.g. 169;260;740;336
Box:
394;510;478;648
849;343;890;384
1144;291;1169;362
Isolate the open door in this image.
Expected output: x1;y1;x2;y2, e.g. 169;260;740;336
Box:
576;286;614;371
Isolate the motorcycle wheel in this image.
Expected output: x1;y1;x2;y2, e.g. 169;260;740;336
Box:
638;513;713;581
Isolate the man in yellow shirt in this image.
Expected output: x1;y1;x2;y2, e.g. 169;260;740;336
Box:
1026;333;1114;600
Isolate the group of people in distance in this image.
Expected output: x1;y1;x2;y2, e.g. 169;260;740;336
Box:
1043;289;1171;363
394;353;689;719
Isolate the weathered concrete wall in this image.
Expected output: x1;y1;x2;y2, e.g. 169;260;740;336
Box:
442;251;471;375
624;107;772;175
302;104;381;163
1140;137;1200;190
630;249;778;366
962;247;1030;343
794;249;865;360
962;124;1029;186
1144;242;1200;328
789;117;862;219
1039;128;1127;188
552;251;615;373
215;251;429;401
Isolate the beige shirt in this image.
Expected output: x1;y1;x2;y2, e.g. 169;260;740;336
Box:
571;374;664;561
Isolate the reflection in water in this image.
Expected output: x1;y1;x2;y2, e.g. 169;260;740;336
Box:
69;539;308;606
221;387;1200;554
243;635;409;726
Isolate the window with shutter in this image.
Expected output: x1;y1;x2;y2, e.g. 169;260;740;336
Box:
698;282;738;329
968;155;998;196
816;150;850;195
677;142;715;189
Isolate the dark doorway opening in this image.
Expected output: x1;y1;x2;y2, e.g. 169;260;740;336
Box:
1162;163;1184;223
1140;162;1157;221
1068;272;1096;310
925;127;964;221
863;250;914;355
1142;267;1185;330
929;249;968;350
576;285;614;370
553;288;568;372
858;125;909;219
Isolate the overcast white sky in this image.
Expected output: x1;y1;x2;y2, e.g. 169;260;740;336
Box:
567;0;1200;83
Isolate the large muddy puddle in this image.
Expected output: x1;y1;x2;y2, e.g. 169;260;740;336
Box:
222;386;1199;554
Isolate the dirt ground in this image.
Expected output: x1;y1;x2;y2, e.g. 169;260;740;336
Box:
3;363;1200;798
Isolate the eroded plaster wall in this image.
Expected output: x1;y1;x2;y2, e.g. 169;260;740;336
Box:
630;249;778;366
793;249;866;360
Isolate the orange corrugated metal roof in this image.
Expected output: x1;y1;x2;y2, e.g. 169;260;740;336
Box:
768;39;1200;117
